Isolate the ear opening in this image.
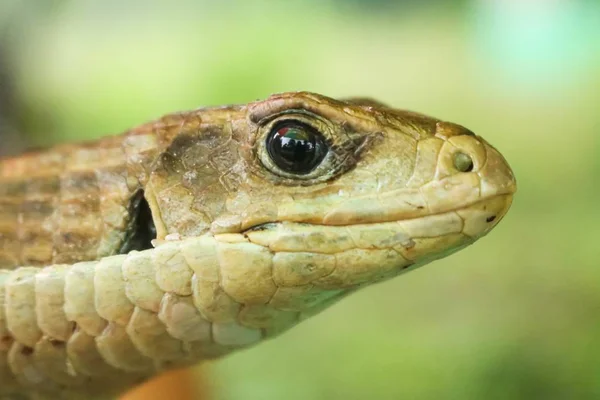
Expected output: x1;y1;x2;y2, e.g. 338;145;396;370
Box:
119;190;156;254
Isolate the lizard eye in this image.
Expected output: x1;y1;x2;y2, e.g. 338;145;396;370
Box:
266;120;328;175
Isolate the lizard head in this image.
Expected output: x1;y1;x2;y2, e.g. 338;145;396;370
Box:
146;92;516;282
142;91;516;322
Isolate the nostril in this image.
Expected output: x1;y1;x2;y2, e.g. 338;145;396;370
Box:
453;152;474;172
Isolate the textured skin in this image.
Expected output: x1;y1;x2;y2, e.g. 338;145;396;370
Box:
0;92;516;399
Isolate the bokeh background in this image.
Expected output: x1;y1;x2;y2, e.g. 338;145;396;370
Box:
1;0;599;399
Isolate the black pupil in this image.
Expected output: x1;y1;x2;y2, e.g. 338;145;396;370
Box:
266;121;326;174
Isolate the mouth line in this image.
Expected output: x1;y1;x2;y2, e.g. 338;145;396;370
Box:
243;193;513;233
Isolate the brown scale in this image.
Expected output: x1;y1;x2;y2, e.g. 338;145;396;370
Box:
0;132;161;268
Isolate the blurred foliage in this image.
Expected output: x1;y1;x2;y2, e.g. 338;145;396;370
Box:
1;0;599;399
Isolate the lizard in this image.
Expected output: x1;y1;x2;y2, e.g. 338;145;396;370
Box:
0;91;516;399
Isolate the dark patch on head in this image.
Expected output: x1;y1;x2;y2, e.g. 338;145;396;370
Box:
148;123;239;238
119;190;156;254
486;215;497;223
167;132;199;157
167;126;228;163
198;124;230;150
21;346;34;356
157;152;183;176
181;144;211;170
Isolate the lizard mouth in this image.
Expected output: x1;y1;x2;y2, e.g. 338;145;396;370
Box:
244;193;513;237
241;193;513;263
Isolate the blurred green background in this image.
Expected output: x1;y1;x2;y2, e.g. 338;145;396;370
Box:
1;0;599;399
